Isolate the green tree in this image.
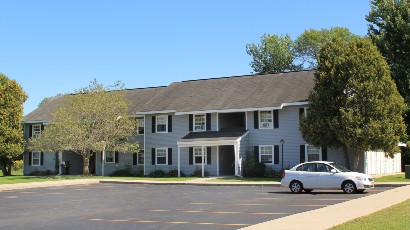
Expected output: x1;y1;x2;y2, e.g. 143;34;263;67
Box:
366;0;410;168
294;27;358;69
367;0;410;104
246;33;302;74
30;80;138;176
0;73;27;176
300;37;406;171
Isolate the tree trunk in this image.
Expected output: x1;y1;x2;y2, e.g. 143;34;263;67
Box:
343;146;350;170
1;162;11;176
83;156;90;176
353;150;360;172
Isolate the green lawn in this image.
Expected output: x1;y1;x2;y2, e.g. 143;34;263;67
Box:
208;177;281;182
330;199;410;230
376;173;409;182
0;173;196;185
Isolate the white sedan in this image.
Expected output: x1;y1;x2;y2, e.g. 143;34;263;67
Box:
281;161;375;194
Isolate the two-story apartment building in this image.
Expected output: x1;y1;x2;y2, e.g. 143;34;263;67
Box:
22;70;402;176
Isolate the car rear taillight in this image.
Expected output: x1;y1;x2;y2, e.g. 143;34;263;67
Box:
281;170;285;178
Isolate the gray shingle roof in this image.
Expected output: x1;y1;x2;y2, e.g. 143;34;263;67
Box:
138;70;314;113
23;87;165;122
23;70;315;122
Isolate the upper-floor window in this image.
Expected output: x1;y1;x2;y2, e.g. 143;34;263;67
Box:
156;115;168;133
194;114;206;132
259;145;273;164
259;111;273;129
136;118;144;135
193;147;207;165
32;124;42;139
306;145;321;161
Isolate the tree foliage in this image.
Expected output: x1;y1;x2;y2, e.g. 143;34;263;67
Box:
367;0;410;104
246;28;358;73
30;80;138;176
246;33;302;74
294;27;358;69
300;37;406;171
0;73;27;176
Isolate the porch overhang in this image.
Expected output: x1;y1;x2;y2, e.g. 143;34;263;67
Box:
177;130;249;177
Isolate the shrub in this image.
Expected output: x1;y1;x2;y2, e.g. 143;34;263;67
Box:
134;166;144;177
29;170;55;176
191;167;208;177
149;169;166;178
12;160;23;171
166;168;179;177
264;167;282;178
110;168;134;177
243;147;266;177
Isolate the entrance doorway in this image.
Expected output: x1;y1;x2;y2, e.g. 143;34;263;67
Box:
219;146;235;175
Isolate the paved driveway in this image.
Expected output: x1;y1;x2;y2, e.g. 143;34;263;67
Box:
0;184;391;230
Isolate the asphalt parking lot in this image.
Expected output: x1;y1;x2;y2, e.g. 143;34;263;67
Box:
0;184;392;230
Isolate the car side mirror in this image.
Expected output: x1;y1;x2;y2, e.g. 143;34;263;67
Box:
331;169;337;174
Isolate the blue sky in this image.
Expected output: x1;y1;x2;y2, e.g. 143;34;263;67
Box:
0;0;371;115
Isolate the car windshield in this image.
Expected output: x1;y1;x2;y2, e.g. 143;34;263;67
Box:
329;162;350;172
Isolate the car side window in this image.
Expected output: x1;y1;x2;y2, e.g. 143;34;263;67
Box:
317;163;331;172
296;166;302;171
302;163;316;172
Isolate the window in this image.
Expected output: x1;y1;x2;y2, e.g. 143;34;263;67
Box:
105;151;115;163
306;145;321;161
260;145;273;164
32;151;41;166
137;118;144;135
302;163;316;172
193;147;207;165
138;150;144;165
194;114;206;131
156;148;167;165
32;124;41;139
259;111;273;129
156;115;168;133
317;163;332;172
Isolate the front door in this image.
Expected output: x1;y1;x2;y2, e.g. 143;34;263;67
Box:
219;146;235;175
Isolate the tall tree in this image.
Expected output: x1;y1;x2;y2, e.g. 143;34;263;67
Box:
300;37;406;171
246;33;302;74
366;0;410;168
294;27;358;69
0;73;27;176
30;80;138;176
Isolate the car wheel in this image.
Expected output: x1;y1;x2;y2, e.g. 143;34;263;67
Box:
304;189;313;193
357;189;365;194
342;181;357;194
290;181;303;193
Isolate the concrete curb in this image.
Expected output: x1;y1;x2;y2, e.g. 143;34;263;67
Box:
241;185;410;230
1;179;409;191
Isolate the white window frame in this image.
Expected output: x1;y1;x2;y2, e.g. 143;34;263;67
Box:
137;150;144;165
305;145;322;162
156;115;168;133
259;111;273;129
32;124;42;139
259;145;274;164
105;151;115;163
137;118;145;135
156;148;168;165
193;147;207;165
32;151;41;166
193;114;206;132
